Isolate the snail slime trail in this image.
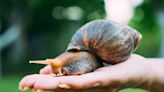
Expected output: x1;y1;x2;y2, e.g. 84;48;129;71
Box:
30;19;142;76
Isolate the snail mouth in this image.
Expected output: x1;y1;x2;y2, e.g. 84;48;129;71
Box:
55;67;69;76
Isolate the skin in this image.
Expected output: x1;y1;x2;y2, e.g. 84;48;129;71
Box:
19;54;164;92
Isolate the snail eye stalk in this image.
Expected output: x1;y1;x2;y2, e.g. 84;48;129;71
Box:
29;59;62;68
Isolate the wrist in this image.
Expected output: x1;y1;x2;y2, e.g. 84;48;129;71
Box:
138;58;164;92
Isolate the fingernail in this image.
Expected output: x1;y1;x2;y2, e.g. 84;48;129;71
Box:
32;89;45;92
93;83;100;87
19;87;30;91
56;73;64;77
49;73;57;77
18;86;22;90
39;69;44;74
35;89;45;92
58;84;71;89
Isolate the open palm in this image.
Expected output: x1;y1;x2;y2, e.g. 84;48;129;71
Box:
19;54;155;92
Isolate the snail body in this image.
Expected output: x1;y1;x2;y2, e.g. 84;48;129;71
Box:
30;20;142;75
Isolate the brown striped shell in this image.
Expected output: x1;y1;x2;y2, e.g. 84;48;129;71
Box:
67;20;142;64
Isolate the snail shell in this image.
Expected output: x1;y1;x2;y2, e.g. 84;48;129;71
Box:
30;19;142;75
67;19;142;64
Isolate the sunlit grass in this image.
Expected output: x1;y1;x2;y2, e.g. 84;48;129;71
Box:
0;75;147;92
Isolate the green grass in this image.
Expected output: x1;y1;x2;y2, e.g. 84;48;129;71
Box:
120;89;146;92
0;75;25;92
0;75;147;92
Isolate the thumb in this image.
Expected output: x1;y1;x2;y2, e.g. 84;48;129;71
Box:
39;65;52;74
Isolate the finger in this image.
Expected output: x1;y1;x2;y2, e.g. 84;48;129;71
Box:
19;74;59;91
19;74;39;90
58;72;104;89
19;72;106;91
19;71;123;91
39;65;52;74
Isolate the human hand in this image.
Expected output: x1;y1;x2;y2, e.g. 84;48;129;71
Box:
19;54;164;92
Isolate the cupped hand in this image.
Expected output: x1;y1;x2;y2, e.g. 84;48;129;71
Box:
19;54;154;92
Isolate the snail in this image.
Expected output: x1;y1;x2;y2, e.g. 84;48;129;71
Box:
30;19;142;76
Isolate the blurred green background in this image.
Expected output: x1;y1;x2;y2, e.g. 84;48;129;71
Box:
0;0;163;92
